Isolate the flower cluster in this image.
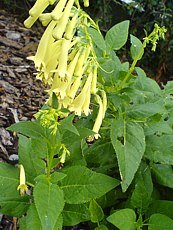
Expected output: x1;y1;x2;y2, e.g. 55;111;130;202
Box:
24;0;106;139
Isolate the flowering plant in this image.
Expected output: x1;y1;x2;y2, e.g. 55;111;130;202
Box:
1;1;173;229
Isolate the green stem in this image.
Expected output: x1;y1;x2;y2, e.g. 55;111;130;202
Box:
118;40;147;90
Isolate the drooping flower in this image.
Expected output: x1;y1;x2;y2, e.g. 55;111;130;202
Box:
17;164;28;196
52;0;75;40
92;95;104;139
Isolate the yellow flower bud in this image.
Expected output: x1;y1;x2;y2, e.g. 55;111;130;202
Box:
69;72;92;115
29;0;50;17
51;0;68;21
74;46;91;77
84;0;89;7
17;164;28;196
52;0;75;40
57;38;71;78
39;13;52;27
92;95;103;139
64;12;79;40
24;16;37;29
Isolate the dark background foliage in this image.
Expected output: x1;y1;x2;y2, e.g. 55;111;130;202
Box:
1;0;173;83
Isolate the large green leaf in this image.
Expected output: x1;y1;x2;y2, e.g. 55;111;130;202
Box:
0;163;30;217
7;121;46;139
152;164;173;188
34;180;64;230
60;166;119;204
130;35;144;61
89;199;104;223
147;200;173;219
127;103;165;120
107;208;136;230
105;20;129;50
148;214;173;230
19;204;63;230
145;135;173;165
88;27;106;51
130;163;153;211
111;118;145;192
18;135;46;183
63;203;90;226
19;204;42;230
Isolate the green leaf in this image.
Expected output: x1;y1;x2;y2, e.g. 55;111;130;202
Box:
145;135;173;165
88;27;106;51
105;20;129;50
163;81;173;95
34;181;64;230
147;200;173;219
130;35;144;61
60;166;119;204
51;92;59;109
130;163;153;211
0;163;30;217
152;164;173;188
50;172;67;184
127;103;164;120
63;203;90;226
7;121;46;140
19;204;42;230
107;208;136;230
95;225;108;230
89;199;104;223
18;135;46;183
59;114;79;135
148;214;173;230
111;118;145;192
84;140;117;174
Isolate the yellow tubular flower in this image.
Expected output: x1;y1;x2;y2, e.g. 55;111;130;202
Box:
90;65;97;94
24;16;38;29
17;164;28;196
92;95;103;139
84;0;89;7
57;38;71;78
64;12;79;40
39;13;52;26
74;46;91;77
55;49;81;98
29;0;50;17
24;0;56;28
69;71;92;115
52;0;75;40
51;0;68;21
29;21;57;71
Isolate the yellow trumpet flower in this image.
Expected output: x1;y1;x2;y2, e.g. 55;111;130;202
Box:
92;95;103;139
64;12;79;40
69;71;92;115
57;38;71;78
39;13;52;26
17;164;28;196
29;0;50;17
51;0;68;21
84;0;89;7
52;0;75;40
